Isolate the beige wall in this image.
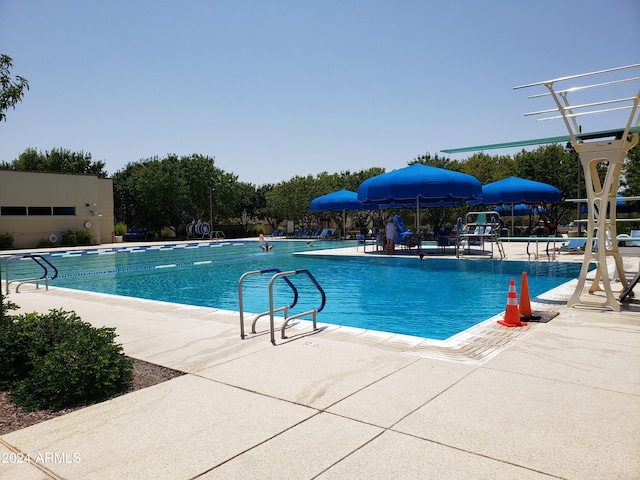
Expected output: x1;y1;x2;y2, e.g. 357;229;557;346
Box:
0;170;114;249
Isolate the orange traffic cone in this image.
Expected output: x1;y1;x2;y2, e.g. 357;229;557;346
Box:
519;272;540;321
498;278;527;327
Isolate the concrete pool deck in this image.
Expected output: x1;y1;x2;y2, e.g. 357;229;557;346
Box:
1;240;639;479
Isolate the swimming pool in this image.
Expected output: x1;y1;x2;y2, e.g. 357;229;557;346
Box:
2;241;584;340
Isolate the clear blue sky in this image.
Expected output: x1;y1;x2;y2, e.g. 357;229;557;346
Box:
1;0;638;186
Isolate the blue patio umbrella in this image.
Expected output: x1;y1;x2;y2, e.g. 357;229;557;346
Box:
357;164;483;205
481;176;562;204
356;164;483;232
495;203;531;216
579;195;637;214
310;189;372;211
617;197;631;213
310;189;379;237
480;177;561;235
614;197;638;213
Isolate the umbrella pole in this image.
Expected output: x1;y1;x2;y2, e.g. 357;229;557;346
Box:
343;209;346;239
511;203;514;237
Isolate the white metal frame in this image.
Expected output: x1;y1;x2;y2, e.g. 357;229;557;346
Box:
515;64;640;311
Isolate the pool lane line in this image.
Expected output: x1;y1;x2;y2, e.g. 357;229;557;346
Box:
54;251;293;279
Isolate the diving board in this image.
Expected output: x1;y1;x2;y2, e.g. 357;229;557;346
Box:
441;126;640;154
442;64;640;312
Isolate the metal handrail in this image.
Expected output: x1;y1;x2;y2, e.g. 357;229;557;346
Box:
238;268;298;339
4;255;59;294
269;269;326;345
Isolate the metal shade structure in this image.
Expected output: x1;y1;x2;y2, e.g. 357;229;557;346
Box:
310;189;379;238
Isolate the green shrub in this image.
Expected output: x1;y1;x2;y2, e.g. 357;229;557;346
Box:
61;229;77;246
247;224;265;236
0;293;18;327
37;238;55;248
76;229;92;245
0;309;133;411
0;232;13;249
114;222;127;236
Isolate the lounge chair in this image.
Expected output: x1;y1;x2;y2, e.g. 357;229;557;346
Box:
317;228;329;239
356;234;371;252
631;229;640;246
468;225;485;246
437;235;452;252
593;229;614;251
392;215;421;251
125;228;148;241
560;238;586;253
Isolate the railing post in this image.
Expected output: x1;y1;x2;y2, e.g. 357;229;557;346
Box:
238;268;298;340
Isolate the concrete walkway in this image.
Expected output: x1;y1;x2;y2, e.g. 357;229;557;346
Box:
1;241;639;479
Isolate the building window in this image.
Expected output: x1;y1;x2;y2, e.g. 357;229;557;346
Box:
0;206;76;216
0;206;27;215
53;207;76;215
28;206;53;215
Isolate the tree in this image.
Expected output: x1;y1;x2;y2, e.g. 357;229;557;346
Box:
233;181;261;234
112;154;242;237
620;144;640;216
252;184;278;230
514;144;578;233
0;54;29;122
337;168;387;231
459;152;515;184
0;148;107;177
411;152;462;171
112;161;145;228
622;144;640;197
266;175;319;230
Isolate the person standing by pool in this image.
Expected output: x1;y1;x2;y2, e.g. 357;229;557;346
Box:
385;218;396;255
377;228;386;252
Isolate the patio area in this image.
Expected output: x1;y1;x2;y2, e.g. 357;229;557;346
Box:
1;241;639;479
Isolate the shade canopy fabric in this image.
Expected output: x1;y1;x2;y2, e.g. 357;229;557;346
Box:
616;197;637;213
356;164;483;205
480;176;562;205
494;203;531;216
310;189;379;212
309;189;380;239
579;196;637;214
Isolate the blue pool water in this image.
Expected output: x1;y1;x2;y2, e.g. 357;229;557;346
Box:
2;241;584;340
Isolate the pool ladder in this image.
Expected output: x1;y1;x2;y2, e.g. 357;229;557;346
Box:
238;268;326;344
3;254;59;294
